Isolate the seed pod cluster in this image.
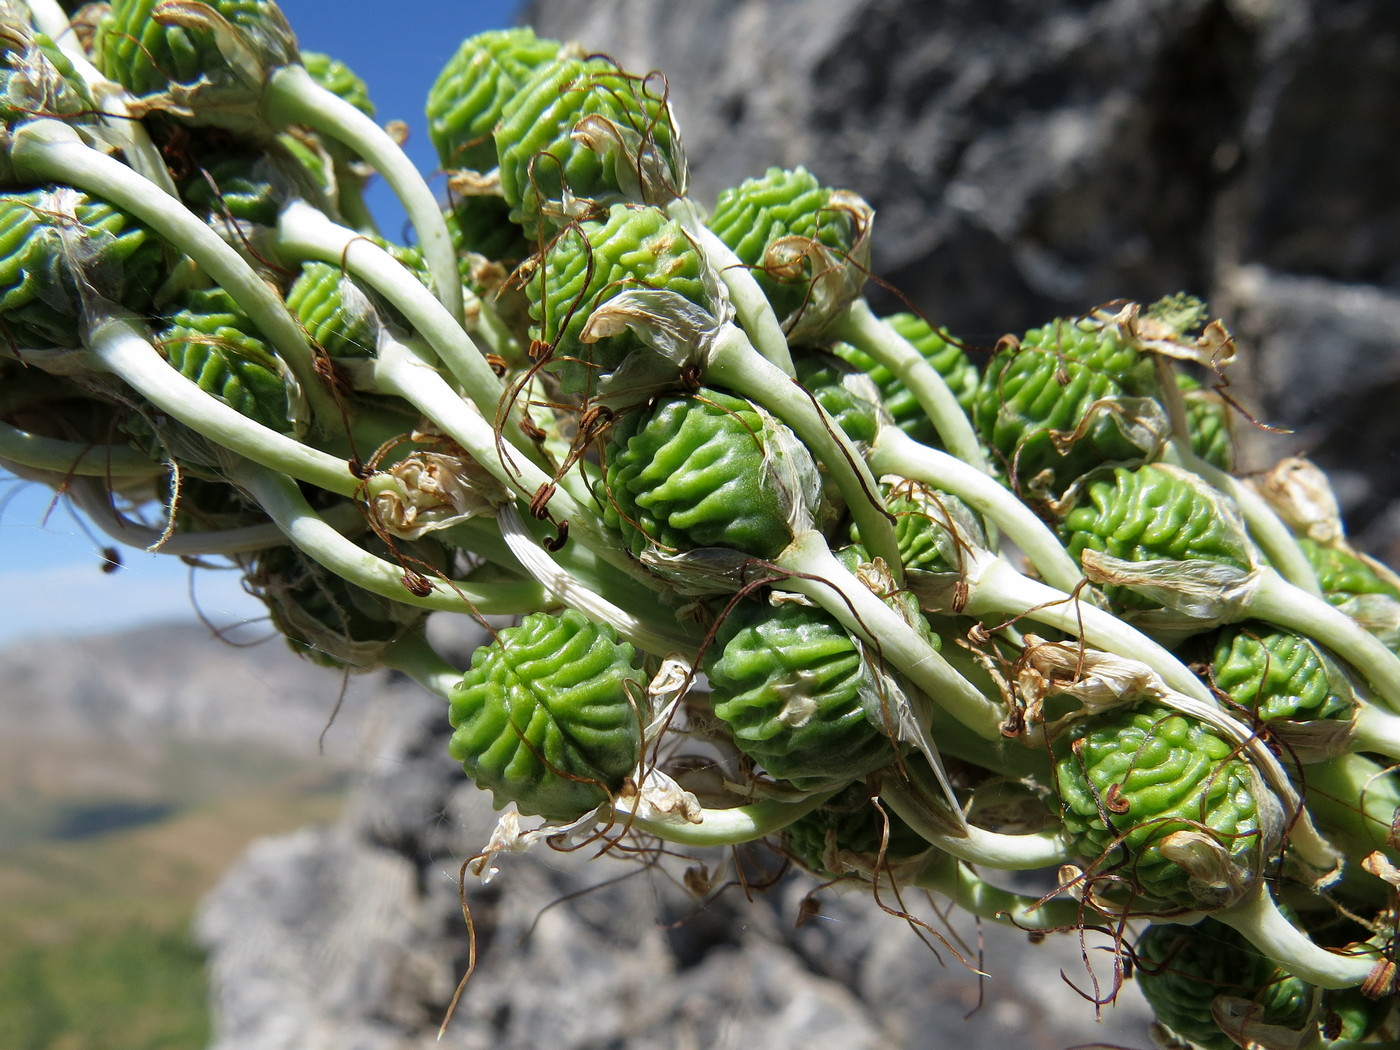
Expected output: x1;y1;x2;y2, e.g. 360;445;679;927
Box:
2;7;1395;1045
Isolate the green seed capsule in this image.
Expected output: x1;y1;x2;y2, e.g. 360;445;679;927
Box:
530;203;715;395
707;166;870;339
972;316;1162;498
831;312;978;448
706;597;904;791
603;388;815;562
447;609;644;820
1135;918;1315;1050
1061;463;1255;612
1299;536;1400;605
95;0;298;102
496;55;686;239
1053;703;1267;910
245;540;430;671
177;148;287;228
1177;373;1235;472
791;350;882;449
783;781;927;878
284;260;377;357
878;480;984;575
0;187;164;348
157;286;289;431
426;28;563;173
1210;623;1354;724
300;51;372;117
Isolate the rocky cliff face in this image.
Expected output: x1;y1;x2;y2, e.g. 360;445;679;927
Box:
195;2;1399;1047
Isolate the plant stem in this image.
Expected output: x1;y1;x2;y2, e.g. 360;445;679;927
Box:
869;426;1084;592
778;530;1006;740
706;325;903;575
0;422;164;477
1212;882;1377;989
912;852;1085;931
85;312;358;496
229;460;547;616
622;790;838;848
8;119;339;430
829;299;990;474
264;64;462;323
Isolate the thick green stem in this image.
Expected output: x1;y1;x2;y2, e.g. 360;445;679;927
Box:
1212;883;1378;989
954;551;1216;706
368;335;669;596
830;299;990;474
8;119;339;430
229;461;546;616
85;312;359;497
879;773;1072;870
264;64;462;323
0;422;164;477
707;326;903;576
912;852;1085;931
380;629;465;700
667;200;795;375
778;530;1006;740
623;790;838;848
870;426;1084;593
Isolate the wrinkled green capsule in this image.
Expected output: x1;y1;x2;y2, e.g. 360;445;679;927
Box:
157;285;289;431
603;388;816;562
530;203;716;394
1177;372;1235;472
0;187;164;348
877;480;984;575
831;312;977;448
707;166;870;340
496;55;686;239
1053;703;1269;910
177;147;288;228
95;0;298;102
972;316;1162;498
1209;623;1354;724
284;260;378;357
1061;463;1255;611
447;609;644;820
705;597;905;791
791;350;882;449
1135;918;1315;1050
1299;536;1400;605
426;27;563;173
245;540;430;671
783;781;927;878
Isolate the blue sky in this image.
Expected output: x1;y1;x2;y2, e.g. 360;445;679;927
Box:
0;0;521;645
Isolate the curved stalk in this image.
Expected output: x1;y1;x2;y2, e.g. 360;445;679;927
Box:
870;426;1084;593
264;64;461;323
948;550;1216;706
8;119;339;430
1212;883;1378;989
667;199;795;375
229;460;547;617
621;790;838;848
706;325;902;576
879;773;1073;870
777;530;1006;740
912;852;1085;931
0;421;165;477
829;299;990;474
85;312;359;497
